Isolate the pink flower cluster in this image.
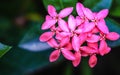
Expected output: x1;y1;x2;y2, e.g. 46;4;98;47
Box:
39;2;120;68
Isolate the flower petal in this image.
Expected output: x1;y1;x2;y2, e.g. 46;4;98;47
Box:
68;15;76;31
86;34;100;43
56;26;62;32
99;40;108;56
47;38;58;48
87;42;98;50
81;51;89;57
106;47;111;54
49;50;60;62
79;33;87;45
76;2;84;17
75;28;83;34
41;19;56;30
106;32;120;41
83;8;94;20
48;5;57;17
39;32;54;42
64;43;73;50
60;36;70;47
80;46;97;54
76;16;82;25
61;48;75;60
58;19;69;32
45;15;52;20
83;22;95;32
97;9;109;20
91;27;99;33
56;32;70;41
97;19;109;34
72;52;81;67
59;7;73;18
89;54;97;68
72;36;80;51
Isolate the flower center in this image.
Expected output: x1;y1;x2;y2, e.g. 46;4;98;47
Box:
55;46;64;51
71;31;77;37
100;33;106;40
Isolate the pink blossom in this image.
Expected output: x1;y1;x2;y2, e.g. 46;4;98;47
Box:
98;32;119;56
83;7;109;34
41;5;73;30
58;15;81;51
41;15;56;30
100;31;120;41
39;3;120;68
39;26;61;42
76;2;88;23
48;38;75;62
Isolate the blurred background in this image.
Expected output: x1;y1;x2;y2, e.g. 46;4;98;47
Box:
0;0;120;75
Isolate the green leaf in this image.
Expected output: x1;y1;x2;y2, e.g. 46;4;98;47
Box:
0;20;61;75
83;0;100;9
92;0;112;11
18;21;51;51
0;20;56;74
42;0;78;14
110;6;120;17
110;0;120;17
19;38;51;52
105;18;120;47
83;0;112;12
0;47;53;75
0;43;12;58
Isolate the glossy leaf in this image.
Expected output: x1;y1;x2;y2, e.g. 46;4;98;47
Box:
83;0;100;9
0;19;60;75
42;0;78;14
92;0;112;11
19;38;51;52
110;0;120;17
0;47;52;75
0;43;12;58
19;22;52;51
83;0;112;12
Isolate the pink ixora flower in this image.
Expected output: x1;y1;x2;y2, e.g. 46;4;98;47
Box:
76;2;89;24
39;25;62;42
39;3;120;68
83;7;109;34
48;38;75;62
41;5;73;30
98;32;120;56
58;15;82;52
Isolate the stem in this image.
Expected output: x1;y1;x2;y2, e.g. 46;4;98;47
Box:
59;0;64;9
63;63;73;75
81;58;92;75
